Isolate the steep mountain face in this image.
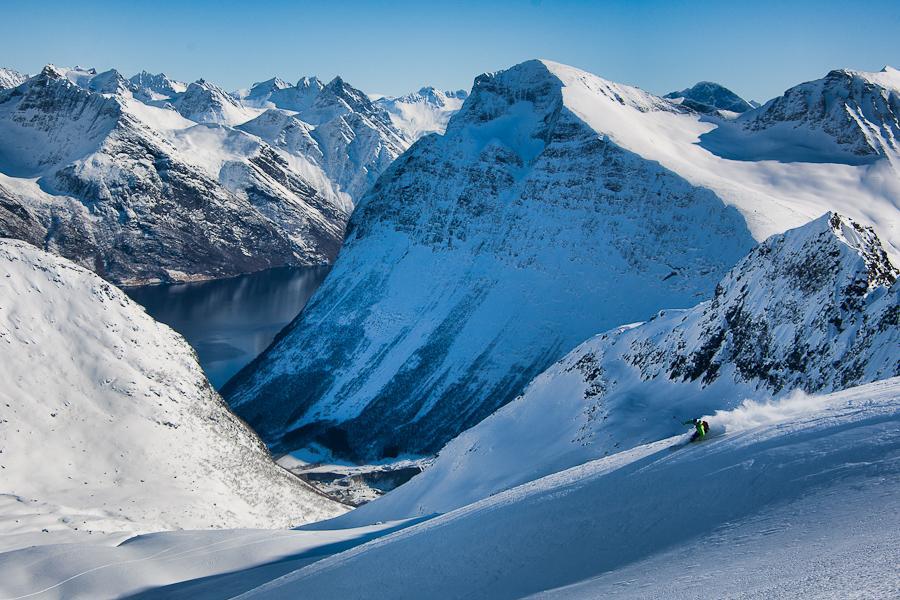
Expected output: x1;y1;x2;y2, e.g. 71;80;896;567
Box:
703;66;900;163
375;86;468;139
347;213;899;520
171;78;256;125
0;66;349;284
224;59;758;461
0;68;27;90
0;239;347;537
129;70;187;100
664;81;753;114
240;75;409;200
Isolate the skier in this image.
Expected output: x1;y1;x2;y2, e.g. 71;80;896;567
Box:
683;418;709;442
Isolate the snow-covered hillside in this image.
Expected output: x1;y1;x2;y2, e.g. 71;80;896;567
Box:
0;239;346;548
242;377;900;599
664;80;753;114
340;212;899;520
225;59;900;463
224;59;760;461
239;75;410;200
375;87;468;139
0;65;350;284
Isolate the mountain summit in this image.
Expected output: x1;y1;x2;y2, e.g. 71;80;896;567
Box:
664;81;753;113
223;59;758;460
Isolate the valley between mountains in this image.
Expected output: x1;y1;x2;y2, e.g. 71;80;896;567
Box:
0;58;897;599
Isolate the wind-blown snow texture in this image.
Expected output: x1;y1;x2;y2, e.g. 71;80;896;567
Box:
225;59;758;461
344;213;899;521
226;59;900;462
0;64;411;284
0;239;346;546
242;377;900;600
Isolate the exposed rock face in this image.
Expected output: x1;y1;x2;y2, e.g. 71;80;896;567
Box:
224;59;757;461
0;66;349;284
0;239;347;534
347;213;899;519
664;81;753;114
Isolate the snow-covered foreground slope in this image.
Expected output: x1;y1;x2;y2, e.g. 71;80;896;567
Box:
0;240;346;548
0;520;417;600
343;212;898;521
225;58;758;460
242;377;900;599
0;65;356;284
375;87;467;140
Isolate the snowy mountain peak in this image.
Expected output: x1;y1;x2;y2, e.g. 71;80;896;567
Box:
0;67;27;90
664;80;753;114
737;67;900;159
375;86;468;140
38;64;67;80
129;70;187;99
172;78;252;124
297;75;325;90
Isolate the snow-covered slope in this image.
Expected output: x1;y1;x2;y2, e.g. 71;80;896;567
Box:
0;67;27;90
0;65;350;284
240;75;410;200
344;213;899;521
664;80;753;114
224;59;759;461
0;240;347;545
243;377;900;599
375;86;468;139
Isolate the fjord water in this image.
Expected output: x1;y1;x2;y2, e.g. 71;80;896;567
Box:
125;266;329;389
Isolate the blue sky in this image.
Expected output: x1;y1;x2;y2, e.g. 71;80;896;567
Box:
1;0;898;102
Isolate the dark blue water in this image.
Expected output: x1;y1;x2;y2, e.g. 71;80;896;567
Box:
125;266;329;389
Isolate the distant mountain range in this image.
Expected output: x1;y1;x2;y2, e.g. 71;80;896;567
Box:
0;65;456;284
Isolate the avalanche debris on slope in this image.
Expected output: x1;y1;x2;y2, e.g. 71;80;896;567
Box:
0;239;347;545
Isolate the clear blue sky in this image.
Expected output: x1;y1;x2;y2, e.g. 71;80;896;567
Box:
2;0;898;102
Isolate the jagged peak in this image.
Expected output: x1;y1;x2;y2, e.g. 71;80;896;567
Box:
39;64;67;80
722;212;897;297
297;75;324;90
